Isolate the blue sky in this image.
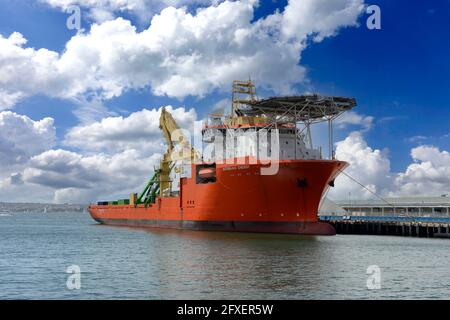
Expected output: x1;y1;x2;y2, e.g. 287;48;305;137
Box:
302;0;450;171
0;0;449;202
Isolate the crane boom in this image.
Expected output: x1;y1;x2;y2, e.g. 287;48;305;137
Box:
159;108;199;196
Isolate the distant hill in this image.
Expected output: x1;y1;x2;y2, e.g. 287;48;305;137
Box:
0;202;87;213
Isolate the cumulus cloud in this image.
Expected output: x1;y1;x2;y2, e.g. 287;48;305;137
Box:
2;106;198;203
0;32;66;110
328;131;392;200
0;176;56;203
280;0;364;42
328;133;450;200
395;146;450;196
40;0;216;22
64;106;197;152
23;148;162;203
1;0;365;110
0;111;56;166
0;111;57;202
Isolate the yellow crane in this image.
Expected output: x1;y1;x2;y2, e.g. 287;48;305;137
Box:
159;108;199;196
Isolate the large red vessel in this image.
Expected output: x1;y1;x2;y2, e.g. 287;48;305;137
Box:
88;81;356;235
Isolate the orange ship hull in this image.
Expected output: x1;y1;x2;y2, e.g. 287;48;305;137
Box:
88;159;347;235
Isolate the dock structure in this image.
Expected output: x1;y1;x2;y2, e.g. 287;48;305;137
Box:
334;196;450;217
320;216;450;238
319;196;450;238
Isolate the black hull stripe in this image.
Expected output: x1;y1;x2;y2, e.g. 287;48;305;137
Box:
92;218;336;235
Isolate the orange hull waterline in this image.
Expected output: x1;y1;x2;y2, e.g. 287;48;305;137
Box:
89;159;347;235
88;80;357;235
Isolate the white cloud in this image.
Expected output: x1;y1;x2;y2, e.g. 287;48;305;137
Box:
0;90;25;110
0;111;56;166
23;148;162;203
64;105;197;152
0;111;57;202
328;131;392;200
328;133;450;200
42;0;141;22
40;0;216;22
311;110;372;159
0;106;197;203
1;0;365;110
334;111;374;131
0;176;56;203
394;146;450;196
280;0;364;42
0;32;67;110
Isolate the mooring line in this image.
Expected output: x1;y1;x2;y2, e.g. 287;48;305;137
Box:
337;169;396;209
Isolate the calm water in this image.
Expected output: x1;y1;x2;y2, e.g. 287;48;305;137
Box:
0;212;449;300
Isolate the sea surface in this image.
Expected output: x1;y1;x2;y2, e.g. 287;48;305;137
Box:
0;212;449;300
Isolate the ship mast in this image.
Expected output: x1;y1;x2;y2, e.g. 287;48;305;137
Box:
231;79;257;117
